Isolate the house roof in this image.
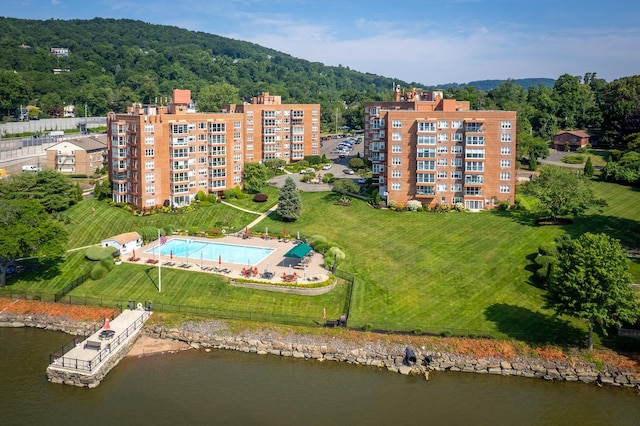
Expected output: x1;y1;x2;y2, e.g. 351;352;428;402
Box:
554;130;592;138
47;135;107;152
103;232;142;245
283;243;313;259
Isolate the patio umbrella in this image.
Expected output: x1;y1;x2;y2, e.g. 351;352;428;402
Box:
170;250;173;260
322;308;326;321
283;227;286;237
265;227;268;237
297;231;300;240
132;249;135;258
219;254;222;265
104;318;110;330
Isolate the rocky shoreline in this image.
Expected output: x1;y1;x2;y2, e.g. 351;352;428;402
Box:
2;312;639;389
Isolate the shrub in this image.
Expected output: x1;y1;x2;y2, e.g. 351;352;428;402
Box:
322;173;335;184
441;330;452;337
406;200;422;212
538;243;558;257
362;323;373;331
325;247;345;269
100;257;114;271
198;200;212;207
206;194;218;203
85;246;118;261
561;154;585;164
90;264;108;280
196;190;207;201
188;226;199;236
307;235;327;245
253;193;268;202
304;155;322;165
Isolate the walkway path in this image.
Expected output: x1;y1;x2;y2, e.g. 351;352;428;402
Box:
220;200;279;232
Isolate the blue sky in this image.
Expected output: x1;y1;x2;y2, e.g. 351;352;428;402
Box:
4;0;640;85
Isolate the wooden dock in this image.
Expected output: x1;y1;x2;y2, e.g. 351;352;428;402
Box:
47;308;151;388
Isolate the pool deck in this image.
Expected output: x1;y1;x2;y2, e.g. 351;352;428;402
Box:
129;234;329;284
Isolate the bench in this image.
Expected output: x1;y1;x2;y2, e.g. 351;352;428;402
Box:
84;340;102;351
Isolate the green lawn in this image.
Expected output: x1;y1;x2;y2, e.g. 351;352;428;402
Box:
4;178;640;346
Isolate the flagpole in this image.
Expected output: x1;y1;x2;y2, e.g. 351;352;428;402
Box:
158;230;162;292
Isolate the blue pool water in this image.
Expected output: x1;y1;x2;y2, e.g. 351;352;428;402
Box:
145;238;275;265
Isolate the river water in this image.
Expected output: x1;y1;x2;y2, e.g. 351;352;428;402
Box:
1;327;639;426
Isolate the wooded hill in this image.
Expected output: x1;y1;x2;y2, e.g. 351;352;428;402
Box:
1;16;640;154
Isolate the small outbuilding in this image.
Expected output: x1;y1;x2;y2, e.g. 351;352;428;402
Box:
101;232;143;255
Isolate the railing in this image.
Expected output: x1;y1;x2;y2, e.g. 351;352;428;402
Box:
54;273;90;302
49;309;149;373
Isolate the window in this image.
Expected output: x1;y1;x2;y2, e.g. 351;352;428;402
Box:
437;146;448;154
451;171;462;179
501;146;511;155
234;121;241;129
417;160;435;170
392;120;402;128
500;172;511;180
392;132;402;141
392;145;402;153
209;123;225;132
145;185;155;194
465;187;481;196
466;122;483;132
145;173;155;182
391;170;402;178
500;160;511;168
437;184;447;192
144;149;154;156
417;173;435;183
452;133;463;142
451;183;462;192
417;135;436;145
451;158;462;167
391;182;401;190
145;160;154;169
417;122;436;132
466;136;485;145
438;133;448;142
392;157;402;165
438;120;448;129
416;186;435;195
501;121;512;129
501;133;512;142
437;158;448;166
465;161;484;171
437;171;448;179
144;123;154;133
500;185;511;193
417;148;436;158
465;174;484;184
451;146;462;154
171;124;189;134
451;120;463;129
465;149;485;159
465;200;483;210
145;136;154;145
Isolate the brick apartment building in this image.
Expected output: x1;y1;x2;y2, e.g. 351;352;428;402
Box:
107;90;320;210
45;135;107;176
364;87;517;211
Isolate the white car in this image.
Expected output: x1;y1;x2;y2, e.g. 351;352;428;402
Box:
357;178;367;184
322;164;333;170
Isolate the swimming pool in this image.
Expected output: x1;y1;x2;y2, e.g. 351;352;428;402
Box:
145;238;275;265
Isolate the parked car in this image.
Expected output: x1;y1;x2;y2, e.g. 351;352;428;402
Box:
322;163;333;170
357;178;367;184
344;169;355;175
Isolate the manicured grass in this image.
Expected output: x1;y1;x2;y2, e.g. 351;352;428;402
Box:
4;178;640;346
64;199;260;249
223;185;279;213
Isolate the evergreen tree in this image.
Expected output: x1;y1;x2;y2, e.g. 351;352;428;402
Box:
584;156;595;177
276;177;302;221
528;156;537;171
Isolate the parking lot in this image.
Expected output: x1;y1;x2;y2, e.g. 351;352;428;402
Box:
268;135;365;191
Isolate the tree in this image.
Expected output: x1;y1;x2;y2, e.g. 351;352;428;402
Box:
276;177;302;221
242;163;269;193
332;179;359;200
583;156;595;177
516;132;549;161
348;157;364;170
520;167;605;221
0;199;68;287
0;170;77;213
0;69;29;117
263;158;286;172
545;233;640;349
196;82;241;112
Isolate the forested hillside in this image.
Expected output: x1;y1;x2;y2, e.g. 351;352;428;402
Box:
0;17;408;126
1;16;640;152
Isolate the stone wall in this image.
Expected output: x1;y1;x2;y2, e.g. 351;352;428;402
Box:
146;325;640;389
2;312;639;389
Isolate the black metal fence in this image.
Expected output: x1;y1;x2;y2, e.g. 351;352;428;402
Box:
54;273;90;302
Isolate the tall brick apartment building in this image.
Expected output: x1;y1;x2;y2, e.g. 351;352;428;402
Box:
364;88;516;210
107;90;320;210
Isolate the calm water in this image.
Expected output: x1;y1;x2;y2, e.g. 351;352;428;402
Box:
146;238;275;265
1;327;639;426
